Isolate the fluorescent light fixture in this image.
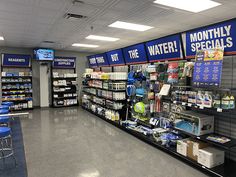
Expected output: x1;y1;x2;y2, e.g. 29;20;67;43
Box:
0;36;4;40
86;35;120;42
72;43;99;48
108;21;154;31
153;0;221;13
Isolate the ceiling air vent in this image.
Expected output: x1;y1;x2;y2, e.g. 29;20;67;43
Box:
42;41;55;44
64;13;87;19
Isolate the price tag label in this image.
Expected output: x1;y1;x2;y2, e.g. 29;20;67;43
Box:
188;103;192;107
217;108;223;112
182;102;186;106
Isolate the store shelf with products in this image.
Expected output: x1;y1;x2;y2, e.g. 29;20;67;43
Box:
1;71;33;111
51;61;78;107
81;69;128;120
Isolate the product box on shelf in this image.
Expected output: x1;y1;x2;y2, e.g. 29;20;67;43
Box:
174;111;214;136
187;140;209;161
85;68;93;74
198;147;224;168
177;139;189;156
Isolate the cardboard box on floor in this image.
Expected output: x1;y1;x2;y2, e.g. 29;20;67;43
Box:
187;140;209;161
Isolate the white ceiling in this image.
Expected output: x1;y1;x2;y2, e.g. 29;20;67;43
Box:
0;0;236;53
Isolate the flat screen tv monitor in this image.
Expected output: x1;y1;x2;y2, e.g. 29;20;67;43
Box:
34;49;54;61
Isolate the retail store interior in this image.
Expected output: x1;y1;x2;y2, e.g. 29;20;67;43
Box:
1;0;236;177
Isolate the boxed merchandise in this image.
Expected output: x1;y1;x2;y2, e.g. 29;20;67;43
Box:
1;72;6;76
19;72;24;76
174;111;214;136
198;147;224;168
85;68;93;74
187;140;208;161
177;139;189;156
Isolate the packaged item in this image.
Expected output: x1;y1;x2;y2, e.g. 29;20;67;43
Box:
148;92;154;100
198;147;224;168
221;94;230;109
150;73;158;80
162;102;170;113
150;100;154;113
206;135;231;144
213;93;221;109
167;62;179;73
177;139;189;156
146;65;156;73
230;95;235;109
187;140;208;161
196;91;204;107
203;91;213;108
174;111;214;136
167;73;178;84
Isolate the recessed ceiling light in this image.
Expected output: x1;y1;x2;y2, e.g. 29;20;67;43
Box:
72;43;99;48
0;36;4;40
86;35;120;42
108;21;154;31
153;0;221;13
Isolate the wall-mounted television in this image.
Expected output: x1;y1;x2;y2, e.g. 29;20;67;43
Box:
34;48;54;61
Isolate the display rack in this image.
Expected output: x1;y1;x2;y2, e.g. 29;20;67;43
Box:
1;54;33;111
81;69;128;121
51;57;78;107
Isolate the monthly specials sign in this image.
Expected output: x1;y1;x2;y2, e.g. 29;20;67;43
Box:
185;19;236;58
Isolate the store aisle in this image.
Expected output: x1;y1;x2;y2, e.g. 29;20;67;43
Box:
19;107;206;177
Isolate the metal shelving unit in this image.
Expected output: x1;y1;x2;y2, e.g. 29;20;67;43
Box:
1;54;33;111
51;57;78;108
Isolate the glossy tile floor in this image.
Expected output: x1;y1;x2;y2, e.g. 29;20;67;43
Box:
20;107;207;177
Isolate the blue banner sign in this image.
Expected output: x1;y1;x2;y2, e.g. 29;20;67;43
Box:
185;19;236;58
2;54;31;67
123;43;148;64
146;34;182;61
87;55;97;68
106;49;125;66
53;57;76;68
95;53;109;67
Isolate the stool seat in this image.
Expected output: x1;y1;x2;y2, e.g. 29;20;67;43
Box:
0;109;9;114
0;116;10;123
1;102;13;106
0;127;11;138
0;105;9;110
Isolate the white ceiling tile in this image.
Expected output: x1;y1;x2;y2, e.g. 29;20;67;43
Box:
0;0;235;52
